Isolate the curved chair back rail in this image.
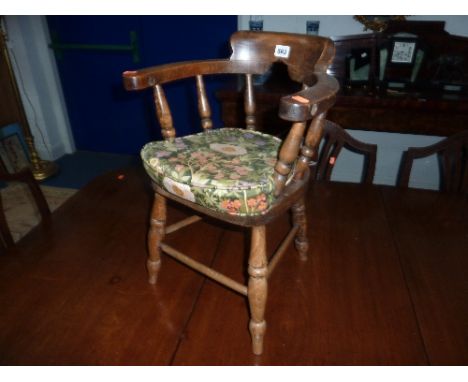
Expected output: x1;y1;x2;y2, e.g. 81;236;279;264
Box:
123;31;339;123
315;121;377;184
123;31;335;87
398;130;468;193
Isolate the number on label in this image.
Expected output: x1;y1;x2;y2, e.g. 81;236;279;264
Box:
274;45;291;58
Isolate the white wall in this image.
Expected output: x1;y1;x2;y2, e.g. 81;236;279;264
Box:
239;15;366;37
238;15;468;38
3;15;74;160
239;15;468;189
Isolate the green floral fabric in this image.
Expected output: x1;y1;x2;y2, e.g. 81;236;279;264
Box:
141;128;281;216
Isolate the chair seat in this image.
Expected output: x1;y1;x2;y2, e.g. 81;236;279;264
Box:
141;128;282;216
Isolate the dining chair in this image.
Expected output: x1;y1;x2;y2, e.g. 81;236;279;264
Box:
398;130;468;193
0;167;50;250
123;31;339;355
315;120;377;184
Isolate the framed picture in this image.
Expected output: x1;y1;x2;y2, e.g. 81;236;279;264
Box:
390;40;417;64
0;123;30;173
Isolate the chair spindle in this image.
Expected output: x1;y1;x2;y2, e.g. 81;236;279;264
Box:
244;74;256;130
273;121;307;196
153;85;176;140
196;75;213;131
248;225;268;355
294;113;326;181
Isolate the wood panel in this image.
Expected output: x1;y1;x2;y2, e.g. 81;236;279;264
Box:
381;187;468;365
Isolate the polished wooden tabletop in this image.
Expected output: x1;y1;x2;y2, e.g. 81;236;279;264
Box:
0;167;466;365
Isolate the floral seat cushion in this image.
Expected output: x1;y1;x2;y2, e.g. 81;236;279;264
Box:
141;128;282;216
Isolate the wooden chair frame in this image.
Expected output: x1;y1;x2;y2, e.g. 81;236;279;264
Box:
123;31;339;355
0;167;50;250
315;120;377;184
398;130;468;193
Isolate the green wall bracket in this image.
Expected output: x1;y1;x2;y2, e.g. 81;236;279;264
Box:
49;30;140;63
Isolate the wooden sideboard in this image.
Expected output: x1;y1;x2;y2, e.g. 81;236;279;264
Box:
217;21;468;137
218;87;468;137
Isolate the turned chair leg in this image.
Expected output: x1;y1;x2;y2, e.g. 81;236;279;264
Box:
247;225;268;355
292;198;309;261
147;192;166;284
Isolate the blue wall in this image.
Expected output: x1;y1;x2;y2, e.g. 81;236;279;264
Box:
47;16;237;154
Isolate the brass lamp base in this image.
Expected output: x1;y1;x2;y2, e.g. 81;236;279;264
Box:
1;23;60;183
31;159;59;181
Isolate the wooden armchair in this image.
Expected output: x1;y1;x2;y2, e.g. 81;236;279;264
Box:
398;130;468;193
0;167;50;250
315;120;377;184
123;31;339;355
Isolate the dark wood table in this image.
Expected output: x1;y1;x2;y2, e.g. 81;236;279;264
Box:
0;167;466;365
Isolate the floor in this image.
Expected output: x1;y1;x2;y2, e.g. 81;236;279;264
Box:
41;151;139;189
0;167;466;365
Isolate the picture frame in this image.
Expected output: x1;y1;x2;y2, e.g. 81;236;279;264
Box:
0;123;30;173
390;40;417;64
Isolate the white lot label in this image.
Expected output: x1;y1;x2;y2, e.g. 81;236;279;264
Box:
274;45;291;58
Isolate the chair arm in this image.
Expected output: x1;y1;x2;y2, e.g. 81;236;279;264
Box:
123;59;270;90
278;73;339;121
